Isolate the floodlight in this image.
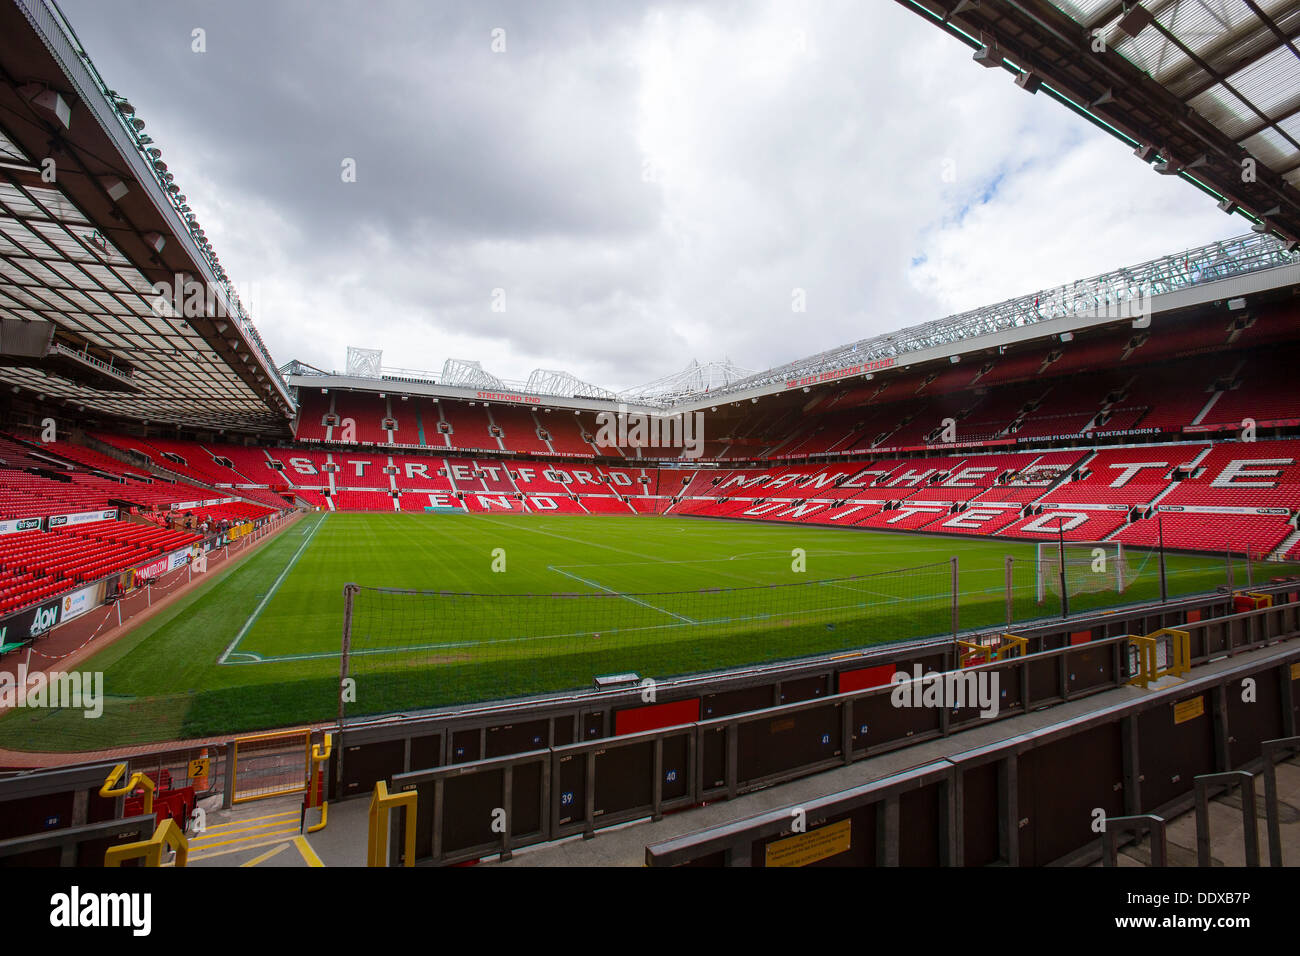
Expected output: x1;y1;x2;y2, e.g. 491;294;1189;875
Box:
1117;5;1154;38
19;84;71;129
101;177;129;202
1015;71;1041;94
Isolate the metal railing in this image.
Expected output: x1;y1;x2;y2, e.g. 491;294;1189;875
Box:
380;608;1298;865
644;646;1300;866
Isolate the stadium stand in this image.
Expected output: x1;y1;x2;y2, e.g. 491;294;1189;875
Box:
488;403;553;455
1115;512;1294;556
438;402;500;452
330;490;397;512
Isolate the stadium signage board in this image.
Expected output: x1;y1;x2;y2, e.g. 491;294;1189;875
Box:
135;555;172;580
474;391;541;404
0;597;63;639
1041;503;1124;512
0;517;43;535
169;498;234;511
921;438;1017;451
1186;419;1300;433
47;508;118;529
60;583;103;623
844;438;1017;456
784;358;894;389
1158;505;1291;516
1018;428;1162;443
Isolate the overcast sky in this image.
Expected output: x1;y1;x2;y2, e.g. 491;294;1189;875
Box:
60;0;1247;392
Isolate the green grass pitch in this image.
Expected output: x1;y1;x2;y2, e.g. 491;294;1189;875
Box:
0;512;1252;752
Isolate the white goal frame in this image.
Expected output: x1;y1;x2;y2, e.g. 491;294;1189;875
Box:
1035;540;1128;603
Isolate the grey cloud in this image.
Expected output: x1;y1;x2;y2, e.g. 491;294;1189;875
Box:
56;0;1244;392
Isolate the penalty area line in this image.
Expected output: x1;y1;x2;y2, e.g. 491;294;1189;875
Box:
547;565;697;623
218;513;328;664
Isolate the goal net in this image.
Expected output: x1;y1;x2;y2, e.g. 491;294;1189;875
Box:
336;561;957;725
1035;540;1135;603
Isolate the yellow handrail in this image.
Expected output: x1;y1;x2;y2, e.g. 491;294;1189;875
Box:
306;733;332;833
1128;628;1190;688
957;632;1027;667
100;763;155;815
367;780;416;867
105;817;188;867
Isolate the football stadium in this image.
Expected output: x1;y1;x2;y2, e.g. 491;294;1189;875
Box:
1;0;1300;896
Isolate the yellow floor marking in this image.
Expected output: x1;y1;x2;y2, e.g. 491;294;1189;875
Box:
189;825;300;853
202;810;298;831
293;836;324;867
191;816;301;844
164;834;297;866
241;842;292;867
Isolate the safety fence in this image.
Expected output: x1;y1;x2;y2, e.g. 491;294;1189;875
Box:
368;595;1300;865
642;653;1299;867
340;561;959;725
339;543;1300;727
230;728;313;804
1;583;1294;867
333;582;1297;804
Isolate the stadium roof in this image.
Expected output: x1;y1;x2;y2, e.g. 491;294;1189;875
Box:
704;231;1295;400
293;230;1297;414
896;0;1300;247
618;359;756;403
0;0;293;434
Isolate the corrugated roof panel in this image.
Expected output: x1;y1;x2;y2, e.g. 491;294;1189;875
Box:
1242;127;1296;172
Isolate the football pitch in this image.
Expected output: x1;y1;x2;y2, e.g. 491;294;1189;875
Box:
0;512;1258;752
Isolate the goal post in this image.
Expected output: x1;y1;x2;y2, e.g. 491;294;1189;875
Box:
1035;540;1131;604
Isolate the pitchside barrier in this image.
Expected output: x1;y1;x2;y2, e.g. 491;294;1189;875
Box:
338;560;960;730
365;594;1300;866
642;648;1300;867
0;760;126;851
0;814;158;867
332;580;1300;805
337;550;1298;739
